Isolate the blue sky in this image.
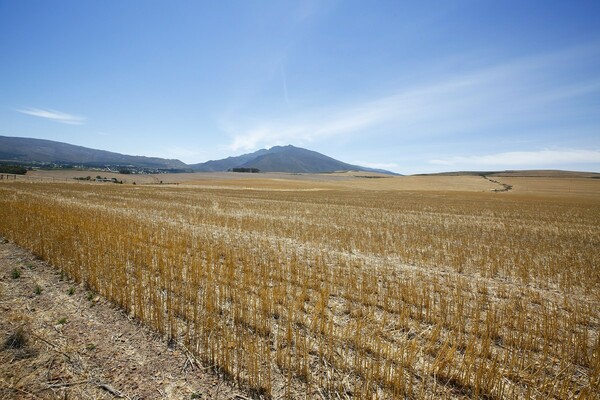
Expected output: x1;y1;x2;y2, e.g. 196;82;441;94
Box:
1;0;599;174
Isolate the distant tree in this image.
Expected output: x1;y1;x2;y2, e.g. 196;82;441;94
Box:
119;168;132;174
0;165;27;175
232;167;260;173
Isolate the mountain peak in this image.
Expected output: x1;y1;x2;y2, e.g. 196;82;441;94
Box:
191;145;398;175
268;144;297;151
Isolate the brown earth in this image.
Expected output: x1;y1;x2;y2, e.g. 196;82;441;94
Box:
0;238;252;400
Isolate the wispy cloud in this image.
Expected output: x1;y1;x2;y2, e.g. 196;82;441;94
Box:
429;149;600;167
16;107;86;125
223;43;600;152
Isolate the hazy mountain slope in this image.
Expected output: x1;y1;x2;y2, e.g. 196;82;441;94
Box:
1;135;399;174
0;135;187;169
192;145;399;175
188;148;271;171
238;145;357;173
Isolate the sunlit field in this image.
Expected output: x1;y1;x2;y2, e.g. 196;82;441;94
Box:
1;175;598;399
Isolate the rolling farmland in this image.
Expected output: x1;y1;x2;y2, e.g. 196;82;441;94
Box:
0;176;599;399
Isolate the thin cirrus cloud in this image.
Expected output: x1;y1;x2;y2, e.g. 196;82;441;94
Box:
225;105;388;152
16;107;86;125
225;77;485;152
429;149;600;167
224;44;600;153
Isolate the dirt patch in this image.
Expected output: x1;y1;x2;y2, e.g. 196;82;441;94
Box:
0;238;249;399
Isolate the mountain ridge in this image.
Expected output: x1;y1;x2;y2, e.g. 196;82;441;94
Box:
191;145;399;175
188;148;271;172
0;135;187;170
1;136;597;177
0;135;398;175
416;170;600;178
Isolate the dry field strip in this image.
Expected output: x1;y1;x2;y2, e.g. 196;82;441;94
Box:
1;173;599;399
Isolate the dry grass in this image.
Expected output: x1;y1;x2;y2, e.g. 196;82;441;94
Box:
19;170;501;192
0;240;243;399
0;176;598;399
499;177;600;198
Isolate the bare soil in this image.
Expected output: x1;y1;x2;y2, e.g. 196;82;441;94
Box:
0;238;250;400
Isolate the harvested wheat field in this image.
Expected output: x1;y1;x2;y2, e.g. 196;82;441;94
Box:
1;174;599;399
0;239;244;399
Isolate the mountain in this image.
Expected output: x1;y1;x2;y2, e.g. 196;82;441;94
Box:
191;145;399;175
188;148;271;172
0;135;187;169
1;135;399;175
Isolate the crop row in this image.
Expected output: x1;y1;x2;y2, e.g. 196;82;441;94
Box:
0;182;598;398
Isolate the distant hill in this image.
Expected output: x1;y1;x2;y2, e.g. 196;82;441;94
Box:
191;145;398;175
487;170;600;178
0;135;187;169
416;170;600;178
188;148;271;172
